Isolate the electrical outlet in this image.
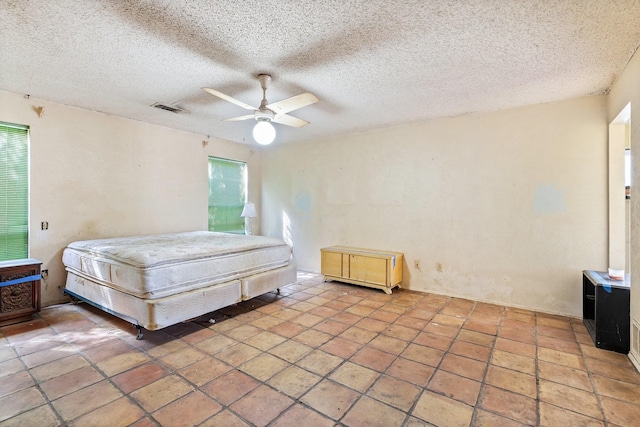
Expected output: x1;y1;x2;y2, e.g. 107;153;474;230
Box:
41;221;48;230
41;270;48;279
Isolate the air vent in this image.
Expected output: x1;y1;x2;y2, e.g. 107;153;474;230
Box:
151;103;187;114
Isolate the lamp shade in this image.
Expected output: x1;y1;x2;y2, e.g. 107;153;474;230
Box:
241;202;257;218
253;121;276;145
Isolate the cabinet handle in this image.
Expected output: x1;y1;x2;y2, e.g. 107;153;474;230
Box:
11;289;21;296
585;295;595;300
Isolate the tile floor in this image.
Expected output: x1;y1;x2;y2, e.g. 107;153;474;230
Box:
1;271;640;426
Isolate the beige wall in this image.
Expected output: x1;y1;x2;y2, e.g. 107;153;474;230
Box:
0;90;261;306
262;95;608;317
608;47;640;368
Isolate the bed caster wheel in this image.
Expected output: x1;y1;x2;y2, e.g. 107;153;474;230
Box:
134;325;144;340
276;288;281;295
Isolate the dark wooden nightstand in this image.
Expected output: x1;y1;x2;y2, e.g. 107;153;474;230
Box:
0;258;42;325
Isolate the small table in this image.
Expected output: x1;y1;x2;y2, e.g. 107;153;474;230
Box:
582;270;630;353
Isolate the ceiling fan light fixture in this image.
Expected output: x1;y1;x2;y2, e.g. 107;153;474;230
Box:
253;120;276;145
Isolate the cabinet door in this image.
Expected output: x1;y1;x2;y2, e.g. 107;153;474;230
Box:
322;251;344;277
350;255;387;286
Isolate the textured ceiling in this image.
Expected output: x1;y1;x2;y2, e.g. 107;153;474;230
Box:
2;0;640;146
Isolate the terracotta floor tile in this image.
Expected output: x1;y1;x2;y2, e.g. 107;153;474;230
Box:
21;343;77;368
537;315;572;330
0;387;47;423
224;324;264;341
478;385;537;425
405;308;436;321
329;361;380;392
485;365;537;398
450;340;492;362
331;311;363;325
494;337;536;358
472;409;529;427
0;346;17;363
68;396;145;427
320;336;363;359
158;346;206;370
423;321;459;338
464;320;500;336
231;384;294;427
52;380;122;422
355;317;389;333
367;374;420;412
250;314;285;330
200;409;251;427
538;402;604;427
456;329;496;347
296;349;343;376
427;370;481;406
592;374;640;404
267;365;322;398
270;403;334;427
195;335;238;357
537;347;585;370
401;343;444;367
30;354;89;382
239;352;289;381
244;330;287;350
586;356;640;384
110;362;168;394
177;355;232;386
308;305;340;318
268;340;313;363
431;313;465;328
129;375;193;412
392;315;429;330
292;328;333;347
152;390;221;426
579;342;633;364
40;365;104;400
313;319;351;335
385;357;435;387
369;309;402;323
215;343;262;367
538;379;602;420
290;312;323;328
600;396;640;426
82;339;133;363
537;360;592;392
339;326;378;344
0;403;59;427
382;324;420;341
342;395;406;427
300;379;360;420
412;390;474;427
498;326;536;344
350;346;396;372
439;353;487;381
270;308;302;321
323;300;353;311
345;304;376;317
269;321;307;338
412;331;452;351
201;369;260;405
490;349;535;375
0;370;34;398
367;334;409;355
145;337;189;358
96;350;151;377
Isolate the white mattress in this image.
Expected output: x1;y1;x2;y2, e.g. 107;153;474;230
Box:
62;231;292;299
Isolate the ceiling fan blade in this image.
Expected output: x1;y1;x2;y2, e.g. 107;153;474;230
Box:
224;114;255;122
202;87;256;111
267;92;318;115
272;113;310;128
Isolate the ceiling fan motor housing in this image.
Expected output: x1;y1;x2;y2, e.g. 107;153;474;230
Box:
255;108;274;121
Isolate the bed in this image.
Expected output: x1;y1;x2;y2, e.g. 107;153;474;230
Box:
62;231;296;338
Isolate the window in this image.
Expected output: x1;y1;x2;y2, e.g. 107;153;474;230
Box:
208;157;247;233
0;122;29;260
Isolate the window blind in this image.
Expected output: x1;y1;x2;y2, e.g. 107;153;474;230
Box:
208;157;247;233
0;122;29;260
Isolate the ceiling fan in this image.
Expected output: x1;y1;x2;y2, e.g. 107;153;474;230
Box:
203;74;318;145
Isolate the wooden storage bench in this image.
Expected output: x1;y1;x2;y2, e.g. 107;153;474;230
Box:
321;246;403;294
